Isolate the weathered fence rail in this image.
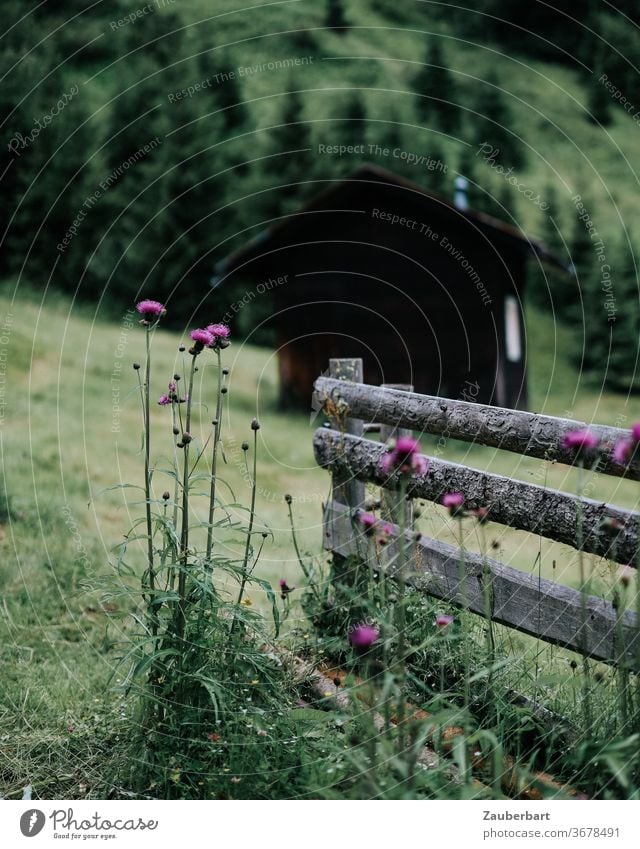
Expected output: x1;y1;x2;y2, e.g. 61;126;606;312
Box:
313;376;640;482
313;359;640;670
314;428;639;564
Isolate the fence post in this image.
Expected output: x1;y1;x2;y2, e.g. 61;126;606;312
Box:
380;383;414;527
321;359;365;579
327;358;365;511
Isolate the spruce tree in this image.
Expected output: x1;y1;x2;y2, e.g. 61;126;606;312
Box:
582;238;640;390
587;50;612;126
383;114;403;160
262;89;314;218
541;186;565;257
326;0;347;32
214;60;248;133
427;140;448;194
472;71;525;169
334;93;367;163
566;194;595;326
413;40;460;135
605;240;640;390
481;178;515;220
530;185;570;315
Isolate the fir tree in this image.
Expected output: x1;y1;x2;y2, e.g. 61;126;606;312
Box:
541;185;566;257
334;93;367;162
587;49;612;126
581;238;640;390
326;0;347;32
567;193;595;323
528;185;570;314
605;240;640;390
214;59;248;133
472;71;525;169
426;139;448;194
262;89;314;218
413;40;460;135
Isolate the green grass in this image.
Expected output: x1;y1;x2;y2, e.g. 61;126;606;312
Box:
1;285;639;797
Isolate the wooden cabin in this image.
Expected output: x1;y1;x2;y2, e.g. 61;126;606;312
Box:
211;165;564;410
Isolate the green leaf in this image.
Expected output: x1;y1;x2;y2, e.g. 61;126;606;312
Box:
125;647;181;690
198;679;222;723
257;578;280;638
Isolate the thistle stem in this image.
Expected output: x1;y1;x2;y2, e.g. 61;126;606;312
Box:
395;478;408;757
205;349;224;566
175;354;197;640
232;426;259;630
457;515;470;713
143;326;157;638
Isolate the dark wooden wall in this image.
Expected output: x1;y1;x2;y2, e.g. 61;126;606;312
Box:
228;178;530;411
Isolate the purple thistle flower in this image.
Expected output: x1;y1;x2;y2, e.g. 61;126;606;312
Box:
631;423;640;443
348;623;379;650
442;491;465;517
380;436;429;476
613;439;632;466
562;429;599;451
190;328;215;346
359;511;377;534
376;522;394;546
279;579;294;600
157;394;171;406
396;436;421;457
435;614;454;629
136;299;165;317
207;322;230;340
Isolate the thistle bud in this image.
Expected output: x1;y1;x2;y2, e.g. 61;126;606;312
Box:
133;362;141;370
242;441;249;451
251;418;260;431
284;493;292;504
162;491;170;501
173;374;180;381
179;345;185;352
221;386;228;395
471;507;489;524
173;427;180;435
222;368;229;376
182;432;192;444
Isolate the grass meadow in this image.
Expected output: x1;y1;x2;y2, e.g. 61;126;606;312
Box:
1;284;639;798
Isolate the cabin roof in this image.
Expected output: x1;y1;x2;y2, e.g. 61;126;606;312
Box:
211;164;567;284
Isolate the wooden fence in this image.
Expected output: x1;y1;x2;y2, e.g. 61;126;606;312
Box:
312;358;640;670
